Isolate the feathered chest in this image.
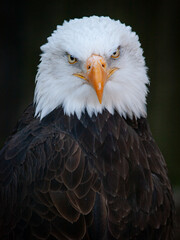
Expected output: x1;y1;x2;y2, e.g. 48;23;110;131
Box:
42;108;143;181
0;105;174;240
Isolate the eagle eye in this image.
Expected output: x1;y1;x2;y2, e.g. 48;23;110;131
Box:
111;47;120;59
68;54;77;64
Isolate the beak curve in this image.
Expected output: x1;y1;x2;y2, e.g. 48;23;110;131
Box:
73;55;119;104
86;55;108;104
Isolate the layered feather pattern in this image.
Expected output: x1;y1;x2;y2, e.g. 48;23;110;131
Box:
0;104;174;239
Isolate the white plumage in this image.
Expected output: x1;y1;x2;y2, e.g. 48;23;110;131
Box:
34;16;149;119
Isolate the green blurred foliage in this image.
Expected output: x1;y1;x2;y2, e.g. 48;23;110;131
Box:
0;0;179;188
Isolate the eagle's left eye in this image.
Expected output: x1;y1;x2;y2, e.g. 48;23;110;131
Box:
68;54;77;64
111;48;120;59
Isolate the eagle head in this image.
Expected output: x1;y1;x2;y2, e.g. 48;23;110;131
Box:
34;16;149;119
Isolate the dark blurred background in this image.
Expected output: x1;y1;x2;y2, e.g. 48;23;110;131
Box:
0;0;179;238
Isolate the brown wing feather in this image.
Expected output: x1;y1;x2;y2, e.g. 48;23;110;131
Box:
0;105;175;239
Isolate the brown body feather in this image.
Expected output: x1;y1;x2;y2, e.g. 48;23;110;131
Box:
0;104;174;239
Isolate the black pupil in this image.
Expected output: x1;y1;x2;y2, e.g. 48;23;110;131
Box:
113;51;117;55
70;55;75;61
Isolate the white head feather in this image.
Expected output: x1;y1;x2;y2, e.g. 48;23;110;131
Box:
34;16;149;120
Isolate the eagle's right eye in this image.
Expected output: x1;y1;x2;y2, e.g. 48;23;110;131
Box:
68;54;77;64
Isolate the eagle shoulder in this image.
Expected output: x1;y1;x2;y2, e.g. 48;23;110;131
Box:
0;105;95;239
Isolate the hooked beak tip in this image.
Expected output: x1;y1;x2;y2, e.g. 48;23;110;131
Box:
73;55;119;104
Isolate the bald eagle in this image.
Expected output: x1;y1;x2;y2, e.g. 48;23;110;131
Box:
0;16;174;240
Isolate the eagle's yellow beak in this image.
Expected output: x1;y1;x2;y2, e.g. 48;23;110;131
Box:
73;55;118;104
86;55;107;104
